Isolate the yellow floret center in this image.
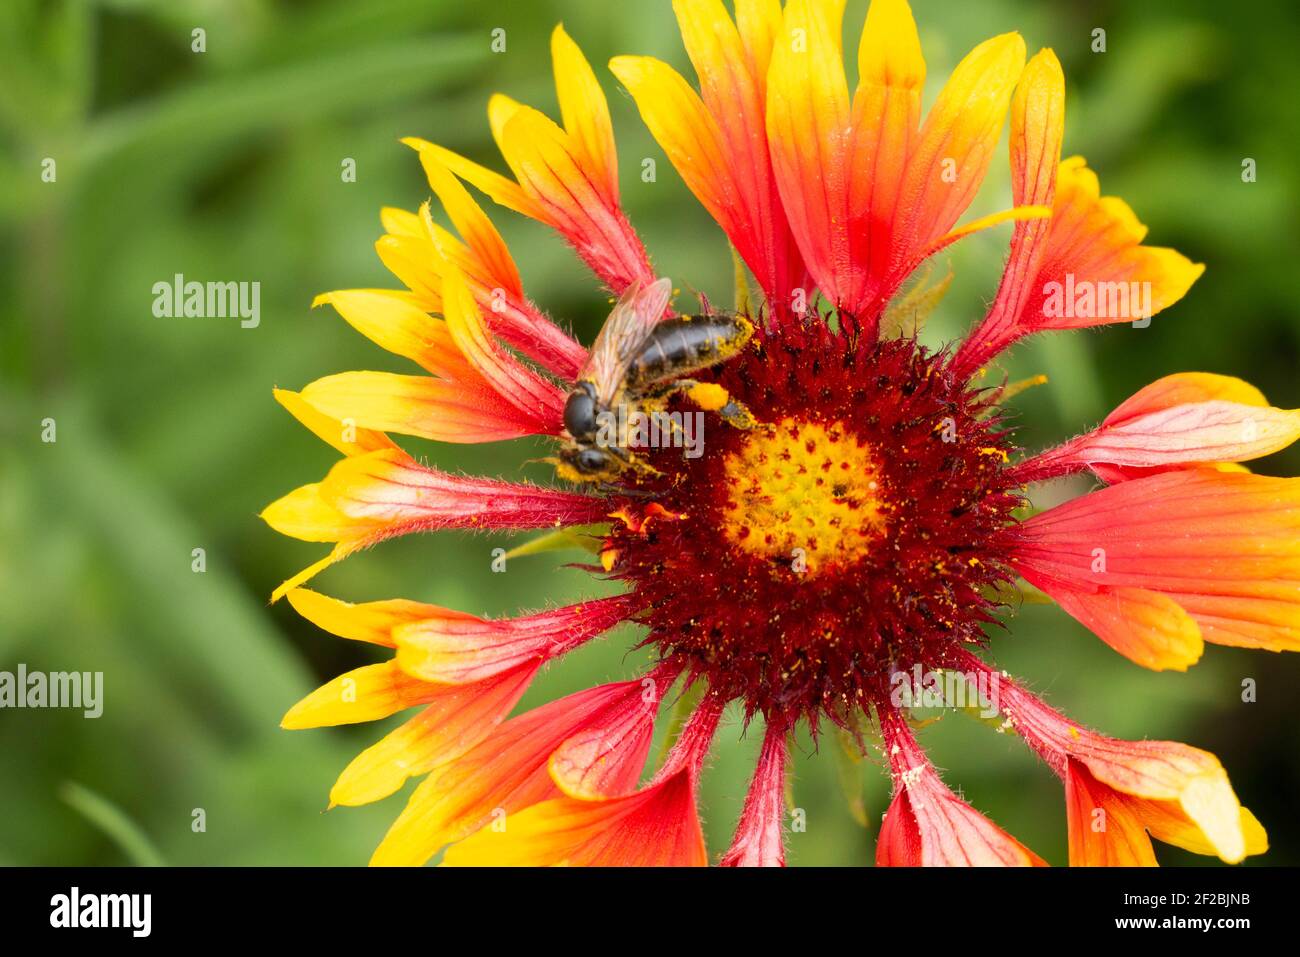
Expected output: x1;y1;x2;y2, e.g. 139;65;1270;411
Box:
719;418;886;574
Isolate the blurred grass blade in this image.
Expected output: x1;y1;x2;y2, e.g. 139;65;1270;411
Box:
731;246;752;315
60;781;166;867
880;262;953;339
656;676;705;765
503;524;607;560
835;726;869;827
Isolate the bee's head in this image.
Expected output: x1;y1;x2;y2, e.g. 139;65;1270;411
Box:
554;442;623;484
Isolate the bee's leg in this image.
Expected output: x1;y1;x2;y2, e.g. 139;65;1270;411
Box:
597;482;657;498
608;443;663;478
658;379;758;431
717;397;759;431
621;391;692;445
652;393;692;444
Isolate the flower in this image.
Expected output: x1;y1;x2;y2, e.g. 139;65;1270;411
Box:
263;1;1295;866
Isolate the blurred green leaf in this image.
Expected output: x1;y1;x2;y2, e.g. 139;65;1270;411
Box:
42;398;312;733
79;34;484;172
0;0;94;139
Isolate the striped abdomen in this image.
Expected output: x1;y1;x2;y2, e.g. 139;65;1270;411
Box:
627;313;752;389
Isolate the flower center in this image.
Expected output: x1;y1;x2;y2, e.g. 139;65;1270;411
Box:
608;322;1022;727
719;418;885;574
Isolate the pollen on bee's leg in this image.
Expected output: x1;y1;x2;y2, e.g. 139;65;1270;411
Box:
679;380;758;430
685;381;730;411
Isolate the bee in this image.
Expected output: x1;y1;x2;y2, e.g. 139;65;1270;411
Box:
553;277;757;484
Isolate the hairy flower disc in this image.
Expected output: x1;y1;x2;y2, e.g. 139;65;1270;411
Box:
610;322;1023;727
719;418;886;572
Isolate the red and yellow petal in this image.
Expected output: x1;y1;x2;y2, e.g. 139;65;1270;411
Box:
877;709;1045;867
952;47;1064;376
272;387;397;457
329;662;538;807
843;0;925;313
1065;759;1158;866
1107;371;1269;418
373;192;584;380
975;654;1269;865
612;0;805;316
1070;740;1253;864
405;27;654;294
310;289;472;381
1015;373;1300;483
281;584;537;807
1046;585;1204;672
961;157;1204;370
309;256;566;438
859;19;1045;303
608;54;730;223
1040;158;1205;325
499;103;655;292
437;255;566;423
286;587;460;648
261;483;369;546
262;449;608;599
416;131;523;301
440;692;719;867
403;135;540;221
393;594;639;685
1137;798;1268;860
299;371;545;444
895;31;1026;261
414;160;587;379
370;670;673;866
281;660;443;729
1066;741;1262;865
878;784;1047;867
440;770;706;866
269;450;607;538
547;677;665;800
719;721;789;866
765;0;1028;322
735;0;783;82
1014;469;1300;656
765;0;852;311
551;24;619;204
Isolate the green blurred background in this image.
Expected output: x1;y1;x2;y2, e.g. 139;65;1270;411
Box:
2;0;1297;866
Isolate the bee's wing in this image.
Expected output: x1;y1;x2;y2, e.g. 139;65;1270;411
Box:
580;277;673;406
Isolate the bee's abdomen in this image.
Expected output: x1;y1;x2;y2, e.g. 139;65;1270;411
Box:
628;314;752;388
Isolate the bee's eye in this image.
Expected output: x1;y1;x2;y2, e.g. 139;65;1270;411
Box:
577;448;610;473
564;391;597;438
